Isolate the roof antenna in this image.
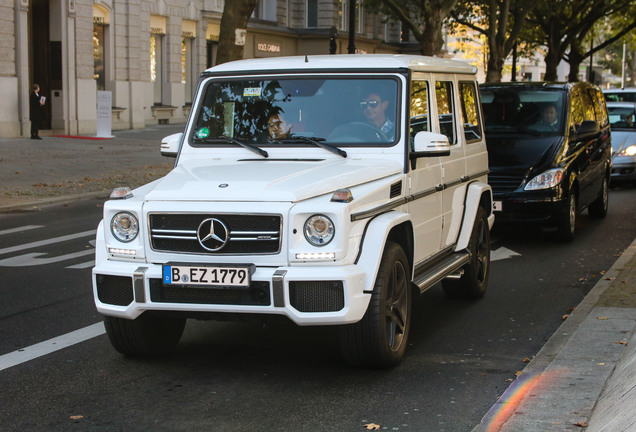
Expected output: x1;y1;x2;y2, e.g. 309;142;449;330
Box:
305;55;308;63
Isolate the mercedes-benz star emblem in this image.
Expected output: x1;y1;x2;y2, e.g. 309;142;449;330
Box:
197;218;229;251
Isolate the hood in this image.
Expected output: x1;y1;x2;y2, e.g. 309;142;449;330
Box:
486;134;563;174
143;157;402;203
610;130;636;153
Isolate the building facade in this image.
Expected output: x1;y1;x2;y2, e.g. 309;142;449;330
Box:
1;0;407;138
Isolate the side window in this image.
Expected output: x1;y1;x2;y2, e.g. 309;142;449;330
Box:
592;89;609;127
410;80;429;136
459;81;483;143
579;89;596;121
435;81;456;144
570;89;584;131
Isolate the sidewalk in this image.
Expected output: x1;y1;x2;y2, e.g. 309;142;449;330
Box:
474;239;636;431
0;124;184;211
1;126;635;432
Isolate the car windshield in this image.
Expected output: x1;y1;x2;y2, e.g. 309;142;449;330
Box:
191;76;400;147
481;88;566;135
608;106;636;130
604;92;636;102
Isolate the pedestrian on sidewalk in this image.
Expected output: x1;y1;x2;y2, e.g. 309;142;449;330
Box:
30;83;45;139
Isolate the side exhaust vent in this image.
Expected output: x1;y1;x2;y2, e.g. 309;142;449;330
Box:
390;181;402;198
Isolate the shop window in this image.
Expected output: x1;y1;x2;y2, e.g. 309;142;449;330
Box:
307;0;318;28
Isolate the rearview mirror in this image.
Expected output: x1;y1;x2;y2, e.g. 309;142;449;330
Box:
160;132;183;158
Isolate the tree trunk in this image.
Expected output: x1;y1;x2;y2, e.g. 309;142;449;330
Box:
567;40;584;82
216;0;258;65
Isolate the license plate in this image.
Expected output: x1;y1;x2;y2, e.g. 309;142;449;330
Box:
163;264;252;288
493;201;503;212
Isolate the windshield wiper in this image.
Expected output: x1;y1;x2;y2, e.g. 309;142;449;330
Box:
193;136;268;158
276;136;347;158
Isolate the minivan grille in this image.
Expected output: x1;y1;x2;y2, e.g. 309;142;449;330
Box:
149;213;282;255
488;174;525;194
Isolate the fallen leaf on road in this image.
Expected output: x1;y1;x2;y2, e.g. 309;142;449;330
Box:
523;358;531;363
598;317;609;320
70;415;84;420
562;314;569;320
600;270;606;275
614;341;628;346
574;421;588;427
364;423;380;430
605;277;616;281
598;363;607;366
578;278;586;282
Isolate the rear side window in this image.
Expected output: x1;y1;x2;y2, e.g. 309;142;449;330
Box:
579;89;596;121
459;81;482;142
410;80;429;136
435;81;456;144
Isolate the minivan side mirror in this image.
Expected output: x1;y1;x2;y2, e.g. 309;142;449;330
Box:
160;132;183;158
411;131;451;158
574;120;600;139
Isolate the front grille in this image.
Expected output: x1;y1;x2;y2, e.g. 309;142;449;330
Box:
488;174;525;194
149;213;281;255
289;281;344;312
149;278;271;306
96;274;134;306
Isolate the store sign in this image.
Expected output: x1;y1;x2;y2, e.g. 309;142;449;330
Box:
256;38;282;57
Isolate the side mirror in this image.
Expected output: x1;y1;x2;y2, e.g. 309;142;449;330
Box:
160;132;183;158
575;120;599;139
411;131;451;158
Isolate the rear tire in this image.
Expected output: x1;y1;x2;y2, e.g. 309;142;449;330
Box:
442;206;490;299
104;314;186;357
340;241;411;368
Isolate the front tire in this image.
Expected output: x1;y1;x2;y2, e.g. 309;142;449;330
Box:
340;241;411;368
104;314;186;357
442;206;490;299
557;192;577;242
588;176;609;218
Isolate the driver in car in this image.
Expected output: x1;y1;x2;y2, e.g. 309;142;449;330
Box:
360;92;395;140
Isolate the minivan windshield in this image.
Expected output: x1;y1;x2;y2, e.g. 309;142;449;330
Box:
191;76;399;147
481;88;566;135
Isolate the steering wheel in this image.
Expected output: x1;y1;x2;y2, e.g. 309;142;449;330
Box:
327;121;389;142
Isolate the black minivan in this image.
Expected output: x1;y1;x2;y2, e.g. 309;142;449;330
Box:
480;82;611;240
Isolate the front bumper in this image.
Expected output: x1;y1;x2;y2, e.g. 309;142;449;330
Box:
611;160;636;182
492;191;568;224
92;260;370;325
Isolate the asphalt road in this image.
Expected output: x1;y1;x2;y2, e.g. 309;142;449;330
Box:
1;185;636;432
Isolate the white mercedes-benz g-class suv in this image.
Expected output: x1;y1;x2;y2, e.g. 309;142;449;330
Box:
93;54;494;368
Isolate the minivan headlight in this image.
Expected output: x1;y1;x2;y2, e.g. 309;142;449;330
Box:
304;215;334;246
524;168;564;191
110;212;139;242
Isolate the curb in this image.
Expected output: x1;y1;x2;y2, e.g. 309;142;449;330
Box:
0;191;110;213
473;236;636;431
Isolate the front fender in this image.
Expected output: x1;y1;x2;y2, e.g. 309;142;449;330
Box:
455;182;493;251
355;211;412;293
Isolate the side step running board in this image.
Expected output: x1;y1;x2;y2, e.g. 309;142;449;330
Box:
412;251;470;293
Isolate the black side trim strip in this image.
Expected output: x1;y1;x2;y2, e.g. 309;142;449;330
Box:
350;170;490;222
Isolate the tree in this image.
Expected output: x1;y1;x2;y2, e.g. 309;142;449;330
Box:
215;0;258;65
450;0;539;83
599;32;636;87
527;0;636;82
364;0;459;56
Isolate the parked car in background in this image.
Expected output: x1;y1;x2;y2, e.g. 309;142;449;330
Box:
607;101;636;184
604;88;636;102
480;82;611;241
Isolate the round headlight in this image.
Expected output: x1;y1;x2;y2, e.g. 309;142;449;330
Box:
304;214;335;246
111;212;139;243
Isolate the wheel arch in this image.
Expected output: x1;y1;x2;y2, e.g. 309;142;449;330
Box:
455;182;493;251
355;211;413;293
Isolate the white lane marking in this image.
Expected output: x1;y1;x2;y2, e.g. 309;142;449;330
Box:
491;246;522;262
0;322;105;372
66;260;95;269
0;229;95;256
0;249;95;267
0;225;44;236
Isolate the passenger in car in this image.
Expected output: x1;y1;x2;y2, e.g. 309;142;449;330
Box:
268;112;291;139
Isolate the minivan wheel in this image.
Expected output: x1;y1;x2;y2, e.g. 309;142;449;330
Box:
104;314;186;357
588;176;609;218
557;193;576;242
339;241;411;369
442;206;490;299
